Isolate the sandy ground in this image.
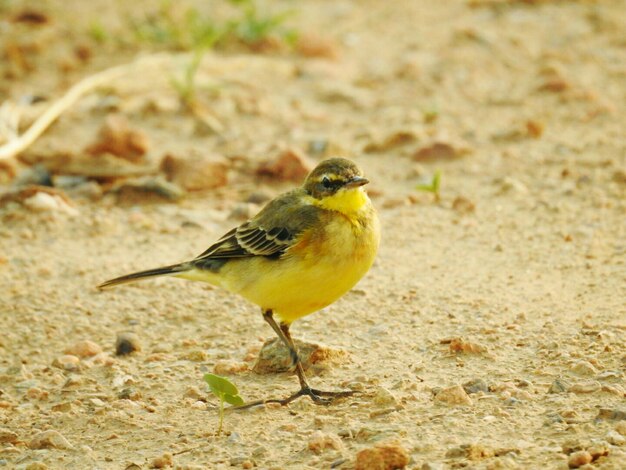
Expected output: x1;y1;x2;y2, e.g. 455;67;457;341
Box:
1;1;625;469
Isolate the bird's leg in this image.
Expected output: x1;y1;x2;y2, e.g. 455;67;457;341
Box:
279;322;355;400
235;310;354;410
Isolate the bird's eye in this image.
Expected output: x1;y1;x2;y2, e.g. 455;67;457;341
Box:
322;176;332;189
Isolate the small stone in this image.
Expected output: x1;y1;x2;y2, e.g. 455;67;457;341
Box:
612;169;626;185
23;192;79;216
570;360;598;376
526;120;544;138
246;190;273;204
52;354;80;371
568;450;592;468
0;428;18;444
213;360;249;375
465;444;495;461
463;378;489;395
256;148;313;183
25;463;48;470
449;337;487;354
548;378;571;394
569;381;601;394
587;443;609;460
86;114;149;162
64;340;102;358
150;452;173;468
307;430;343;454
228;202;260;221
51;402;72;412
606;430;625;446
596;408;626;421
413;142;468;162
497;177;528;194
253;337;348;374
184;386;204;401
112;176;184;203
115;332;141;356
363;130;417;153
421;464;445;470
372;387;398;407
434;385;472;406
296;33;340;60
355;442;410;470
616;421;626;436
180;350;207;362
451;196;475;213
160;153;229;191
29;430;73;450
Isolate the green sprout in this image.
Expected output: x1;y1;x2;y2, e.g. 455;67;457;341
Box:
228;0;297;47
416;170;442;201
203;373;244;435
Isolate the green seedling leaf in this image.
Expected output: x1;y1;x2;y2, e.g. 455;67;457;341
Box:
204;373;243;435
204;373;239;397
416;170;442;195
224;394;245;406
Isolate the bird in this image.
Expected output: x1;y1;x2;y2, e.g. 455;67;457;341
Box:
99;157;380;406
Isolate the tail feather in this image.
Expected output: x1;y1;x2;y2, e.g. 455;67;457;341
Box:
98;263;190;289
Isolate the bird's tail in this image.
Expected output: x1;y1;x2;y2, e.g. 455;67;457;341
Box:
98;263;191;290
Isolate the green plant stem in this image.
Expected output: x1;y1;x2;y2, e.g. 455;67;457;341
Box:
217;396;224;435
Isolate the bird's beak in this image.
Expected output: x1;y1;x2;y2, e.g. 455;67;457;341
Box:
345;176;369;188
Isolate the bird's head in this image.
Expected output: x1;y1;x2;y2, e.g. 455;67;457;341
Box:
303;158;370;213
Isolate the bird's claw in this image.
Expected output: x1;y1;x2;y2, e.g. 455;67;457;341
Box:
233;386;356;410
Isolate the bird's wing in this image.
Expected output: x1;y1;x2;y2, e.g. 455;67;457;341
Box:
192;190;320;266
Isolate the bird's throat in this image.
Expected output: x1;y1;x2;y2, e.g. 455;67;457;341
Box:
313;188;369;217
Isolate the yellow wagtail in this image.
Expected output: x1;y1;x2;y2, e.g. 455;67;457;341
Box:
99;157;380;406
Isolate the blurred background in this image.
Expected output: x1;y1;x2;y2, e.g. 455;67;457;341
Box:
1;1;625;469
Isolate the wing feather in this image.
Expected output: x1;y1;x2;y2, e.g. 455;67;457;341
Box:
191;190;320;270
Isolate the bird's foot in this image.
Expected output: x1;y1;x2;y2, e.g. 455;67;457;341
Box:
234;387;356;410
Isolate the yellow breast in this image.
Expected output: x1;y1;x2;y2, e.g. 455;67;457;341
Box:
180;188;380;324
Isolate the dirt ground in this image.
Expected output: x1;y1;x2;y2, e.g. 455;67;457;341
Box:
1;0;625;469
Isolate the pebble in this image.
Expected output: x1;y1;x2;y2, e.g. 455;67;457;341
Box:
160;153;229;191
363;130;417;153
616;421;626;436
150;452;173;468
355;442;410;470
86;114;149;162
414;141;468;162
115;332;141;356
421;463;445;470
24;464;48;470
213;360;249;375
434;385;473;406
228;202;260;221
307;430;343;454
548;378;571;394
256;147;313;182
253;337;347;374
23;192;79;216
567;450;592;468
0;428;17;444
372;387;398;407
570;360;598;376
606;430;625;446
51;354;80;371
596;408;626;421
451;196;476;214
296;33;340;60
568;381;601;394
29;430;73;450
448;337;487;354
64;340;102;358
496;177;528;195
463;378;489;395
